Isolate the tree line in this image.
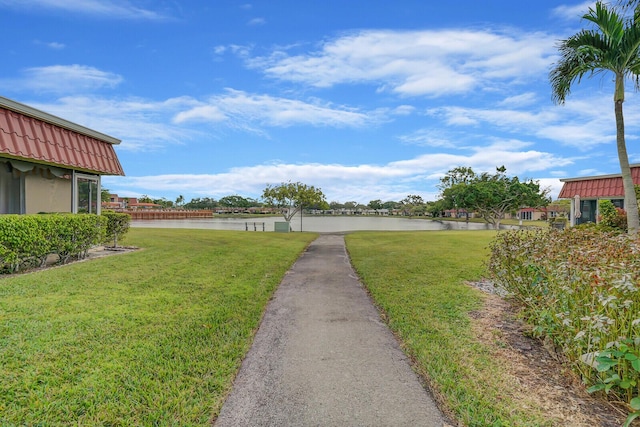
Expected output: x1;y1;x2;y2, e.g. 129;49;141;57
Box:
121;168;552;230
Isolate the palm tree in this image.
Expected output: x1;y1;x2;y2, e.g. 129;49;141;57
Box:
550;1;640;236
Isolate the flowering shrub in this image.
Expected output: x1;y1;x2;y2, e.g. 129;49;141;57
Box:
488;227;640;422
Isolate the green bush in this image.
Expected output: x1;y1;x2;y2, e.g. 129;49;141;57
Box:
102;211;130;247
488;227;640;422
0;215;50;272
598;199;627;232
0;214;106;272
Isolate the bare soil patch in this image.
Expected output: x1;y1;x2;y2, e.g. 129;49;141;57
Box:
468;282;629;427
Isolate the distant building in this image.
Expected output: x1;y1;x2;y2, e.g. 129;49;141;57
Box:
558;165;640;226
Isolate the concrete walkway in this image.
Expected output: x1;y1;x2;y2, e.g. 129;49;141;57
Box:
214;234;447;427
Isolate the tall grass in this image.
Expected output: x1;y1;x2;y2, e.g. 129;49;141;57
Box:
346;230;553;426
0;228;315;425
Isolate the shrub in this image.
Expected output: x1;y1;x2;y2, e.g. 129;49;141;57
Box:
488;227;640;422
598;199;627;232
0;214;106;272
0;215;50;272
102;211;130;247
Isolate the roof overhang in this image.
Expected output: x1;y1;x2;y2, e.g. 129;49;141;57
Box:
0;96;124;176
0;96;120;145
557;164;640;199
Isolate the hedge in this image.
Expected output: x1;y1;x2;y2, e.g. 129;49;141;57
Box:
0;213;129;273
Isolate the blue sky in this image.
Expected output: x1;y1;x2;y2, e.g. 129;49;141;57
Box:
1;0;637;204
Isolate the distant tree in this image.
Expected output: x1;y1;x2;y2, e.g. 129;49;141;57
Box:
175;194;184;207
329;201;344;210
382;201;398;210
437;166;476;191
315;200;330;211
343;201;358;209
368;199;383;210
440;166;550;229
138;195;153;204
550;1;640;236
218;195;253;208
400;194;425;218
153;198;173;208
262;182;326;222
426;199;448;217
246;197;261;207
184;197;219;210
101;188;111;203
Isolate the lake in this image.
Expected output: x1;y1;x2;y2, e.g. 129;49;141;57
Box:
131;214;514;233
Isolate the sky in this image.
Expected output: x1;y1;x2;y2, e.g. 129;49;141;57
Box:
1;0;638;205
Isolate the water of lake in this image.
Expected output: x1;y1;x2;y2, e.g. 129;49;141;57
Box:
131;214;514;233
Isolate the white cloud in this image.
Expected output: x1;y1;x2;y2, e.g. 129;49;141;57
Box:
107;142;573;202
29;96;201;151
174;89;376;128
173;105;227;123
398;129;456;148
32;40;66;50
551;1;594;21
246;29;558;97
0;65;123;94
391;105;415;116
47;41;65;49
247;17;265;26
426;90;631;151
498;92;538;108
0;0;170;20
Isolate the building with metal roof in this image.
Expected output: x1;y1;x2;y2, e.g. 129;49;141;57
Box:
558;165;640;226
0;96;124;214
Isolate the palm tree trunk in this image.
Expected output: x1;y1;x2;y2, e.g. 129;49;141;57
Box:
614;98;640;237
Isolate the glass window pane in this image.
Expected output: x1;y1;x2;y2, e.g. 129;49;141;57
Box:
76;175;99;214
0;161;22;214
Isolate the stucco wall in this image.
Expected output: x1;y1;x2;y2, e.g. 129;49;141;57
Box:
25;174;72;214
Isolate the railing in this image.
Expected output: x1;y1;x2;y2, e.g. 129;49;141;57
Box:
245;222;266;231
121;209;213;220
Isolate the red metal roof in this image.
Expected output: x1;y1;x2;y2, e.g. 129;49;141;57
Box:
0;103;124;176
558;166;640;199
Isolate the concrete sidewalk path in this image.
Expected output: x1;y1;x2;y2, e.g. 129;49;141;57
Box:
214;234;447;427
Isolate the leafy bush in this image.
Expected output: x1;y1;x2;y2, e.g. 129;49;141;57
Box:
102;211;130;247
0;214;106;272
488;227;640;423
598;199;627;232
0;215;50;272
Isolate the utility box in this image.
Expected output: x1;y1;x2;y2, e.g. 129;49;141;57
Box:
274;221;290;233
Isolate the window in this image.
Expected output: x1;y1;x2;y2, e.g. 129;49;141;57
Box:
521;211;532;220
73;172;100;214
0;161;24;214
611;199;624;209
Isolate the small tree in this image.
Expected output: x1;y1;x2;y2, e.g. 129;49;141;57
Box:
440;166;550;229
102;212;131;248
262;182;326;222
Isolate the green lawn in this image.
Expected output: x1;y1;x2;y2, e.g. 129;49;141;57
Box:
1;228;564;426
346;230;553;426
0;228;316;425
